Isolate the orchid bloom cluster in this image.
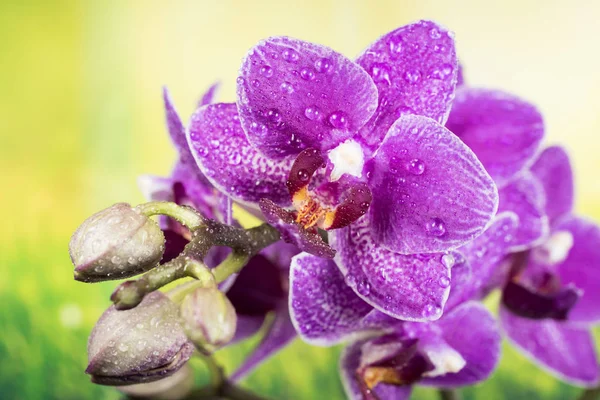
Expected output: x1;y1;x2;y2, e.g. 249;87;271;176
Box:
68;20;600;400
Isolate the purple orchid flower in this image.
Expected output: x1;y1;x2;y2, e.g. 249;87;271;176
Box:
493;146;600;387
187;20;499;258
288;243;503;399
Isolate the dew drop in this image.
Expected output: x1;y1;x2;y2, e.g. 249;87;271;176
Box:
297;169;310;182
300;67;315;81
304;105;323;121
345;274;357;287
406;159;425;175
370;63;391;86
210;139;220;148
280;81;294;94
259;65;273;78
328;111;349;129
441;254;455;269
282;48;299;63
315;57;333;73
251;79;260;87
388;36;403;55
438;275;450;288
236;77;245;85
422;304;441;318
425;217;446;237
118;343;129;352
356;280;371;296
266;108;282;124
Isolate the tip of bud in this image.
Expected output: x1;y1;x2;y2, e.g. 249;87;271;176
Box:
69;203;165;282
180;287;237;352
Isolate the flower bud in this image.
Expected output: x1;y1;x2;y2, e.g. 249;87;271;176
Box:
86;291;194;386
180;287;237;352
70;203;165;282
117;364;194;400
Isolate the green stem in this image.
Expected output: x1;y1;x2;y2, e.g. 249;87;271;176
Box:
439;389;461;400
135;201;204;230
578;386;600;400
196;351;225;389
212;252;250;283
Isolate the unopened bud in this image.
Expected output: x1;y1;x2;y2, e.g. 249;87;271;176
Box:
86;291;193;386
70;203;165;282
180;287;237;352
117;364;194;399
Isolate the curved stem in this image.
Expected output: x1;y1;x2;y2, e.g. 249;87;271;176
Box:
135;201;204;230
212;252;250;283
577;386;600;400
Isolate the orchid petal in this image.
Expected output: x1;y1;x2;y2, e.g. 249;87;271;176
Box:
237;36;378;159
368;114;498;254
331;213;451;321
530;146;574;222
289;253;372;346
446;87;544;187
356;20;458;151
500;307;599;387
188;103;293;206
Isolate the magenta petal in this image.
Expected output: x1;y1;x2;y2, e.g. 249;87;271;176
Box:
446;87;544;187
230;301;296;382
356;20;458;150
237;36;378;159
163;87;193;165
498;172;549;251
198;82;220;107
420;302;501;387
368;114;498;254
331;213;451;321
188;103;293;206
553;216;600;324
500;306;599;386
339;339;413;400
445;212;518;311
530;146;574;222
289;253;372;346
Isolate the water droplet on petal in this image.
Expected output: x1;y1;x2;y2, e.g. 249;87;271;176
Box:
304;105;323;121
259;65;273;78
422;304;441;318
356;280;371;296
345;274;356;287
370;63;391;86
280;81;294;94
426;217;446;237
251;79;260;87
441;254;455;269
300;67;315;81
429;28;441;39
406;159;425;175
282;48;299;63
236;77;245;85
328;111;349;129
266;108;282;125
297;169;310;182
404;69;421;84
315;57;333;73
438;275;450;288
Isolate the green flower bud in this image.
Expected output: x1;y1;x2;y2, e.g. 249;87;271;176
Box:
70;203;165;282
86;291;193;386
180;287;237;352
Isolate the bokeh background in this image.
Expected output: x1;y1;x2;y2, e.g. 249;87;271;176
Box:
2;1;600;399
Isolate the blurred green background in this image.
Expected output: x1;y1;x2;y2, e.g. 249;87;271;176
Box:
1;1;599;399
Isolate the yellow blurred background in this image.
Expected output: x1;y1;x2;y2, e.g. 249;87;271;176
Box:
1;1;599;399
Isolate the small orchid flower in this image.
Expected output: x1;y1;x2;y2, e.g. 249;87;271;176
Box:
494;146;600;387
287;249;501;399
188;20;499;258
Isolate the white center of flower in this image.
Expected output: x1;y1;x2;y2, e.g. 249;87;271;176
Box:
328;139;365;182
533;230;574;265
422;344;466;378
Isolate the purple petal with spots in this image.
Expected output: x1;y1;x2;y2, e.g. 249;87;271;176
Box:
198;82;220;107
420;302;501;387
188;103;294;206
446;87;544;187
230;301;296;382
339;339;413;400
289;253;372;346
446;212;519;311
163;87;192;164
259;199;336;258
530;146;574;222
553;216;600;325
500;306;599;386
356;20;458;151
237;36;378;159
498;172;549;251
331;213;450;321
367;114;498;254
